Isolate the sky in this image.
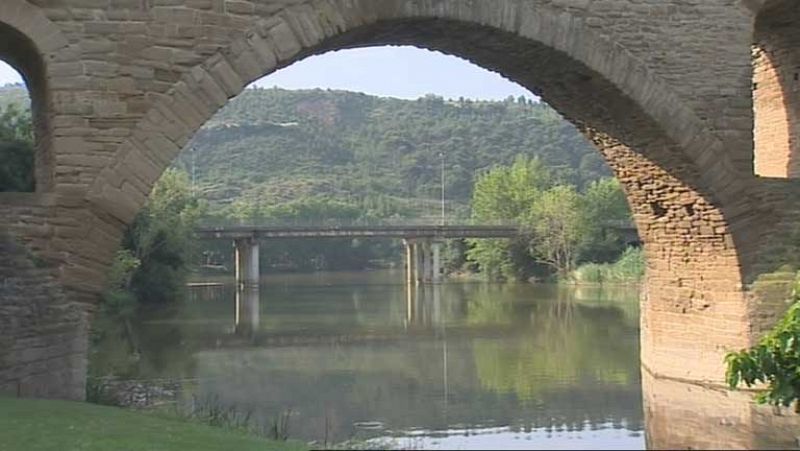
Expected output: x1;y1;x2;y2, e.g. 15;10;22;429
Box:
0;46;535;101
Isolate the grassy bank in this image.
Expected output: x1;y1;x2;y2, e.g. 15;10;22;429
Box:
570;247;645;285
0;397;307;451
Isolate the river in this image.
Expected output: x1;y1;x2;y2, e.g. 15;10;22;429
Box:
88;270;800;450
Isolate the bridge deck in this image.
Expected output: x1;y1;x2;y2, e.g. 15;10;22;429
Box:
194;225;521;240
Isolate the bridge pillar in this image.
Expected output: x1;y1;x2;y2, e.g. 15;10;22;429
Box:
432;241;443;284
413;240;424;284
234;237;260;288
404;239;441;284
403;239;416;287
421;240;433;283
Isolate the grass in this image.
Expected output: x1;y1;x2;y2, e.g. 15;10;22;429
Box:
0;397;308;451
570;247;645;285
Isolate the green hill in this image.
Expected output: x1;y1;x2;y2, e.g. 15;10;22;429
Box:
173;87;608;216
0;85;608;217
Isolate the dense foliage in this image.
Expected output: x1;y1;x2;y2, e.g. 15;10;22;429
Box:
571;247;645;284
466;156;633;281
0;102;34;192
725;274;800;412
105;169;206;309
175;87;609;211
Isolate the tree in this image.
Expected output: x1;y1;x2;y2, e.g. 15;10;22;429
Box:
529;185;589;277
467;156;551;280
121;169;206;305
580;178;632;263
467;159;631;280
0;103;34;192
726;274;800;412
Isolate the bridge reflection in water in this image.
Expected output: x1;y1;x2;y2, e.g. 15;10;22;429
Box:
222;282;453;340
235;286;260;337
184;279;800;448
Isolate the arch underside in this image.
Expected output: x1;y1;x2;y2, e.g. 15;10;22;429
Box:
81;13;755;384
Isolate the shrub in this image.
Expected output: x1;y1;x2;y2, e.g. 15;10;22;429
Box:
725;275;800;412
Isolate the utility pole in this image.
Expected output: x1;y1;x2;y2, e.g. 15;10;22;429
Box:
191;146;197;193
440;151;445;226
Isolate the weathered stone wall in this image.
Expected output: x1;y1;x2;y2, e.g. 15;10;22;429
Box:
0;0;799;399
0;231;88;400
744;179;800;337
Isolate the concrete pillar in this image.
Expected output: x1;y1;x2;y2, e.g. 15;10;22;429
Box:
404;239;415;286
234;237;260;288
421;240;432;283
432;241;443;284
235;285;260;337
413;241;424;285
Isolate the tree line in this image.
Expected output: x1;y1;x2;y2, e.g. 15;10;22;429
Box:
465;156;637;282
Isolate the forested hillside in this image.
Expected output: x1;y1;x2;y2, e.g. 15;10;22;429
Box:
0;85;634;277
174;87;609;216
0;85;609;216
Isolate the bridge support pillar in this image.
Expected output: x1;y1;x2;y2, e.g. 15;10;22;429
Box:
234;237;260;288
432;241;443;284
421;241;432;283
404;239;415;286
404;239;441;284
413;240;425;284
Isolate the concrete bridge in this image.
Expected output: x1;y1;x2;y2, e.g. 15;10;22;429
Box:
2;0;800;407
196;224;521;286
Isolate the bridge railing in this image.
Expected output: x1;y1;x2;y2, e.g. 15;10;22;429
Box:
196;216;522;230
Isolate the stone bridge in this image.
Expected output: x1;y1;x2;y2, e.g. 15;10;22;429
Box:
1;0;800;401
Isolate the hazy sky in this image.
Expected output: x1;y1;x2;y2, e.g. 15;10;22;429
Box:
0;46;535;101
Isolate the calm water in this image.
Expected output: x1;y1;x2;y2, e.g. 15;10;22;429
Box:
89;270;800;450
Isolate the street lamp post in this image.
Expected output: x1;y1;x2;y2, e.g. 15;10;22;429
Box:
191;146;197;192
439;151;445;226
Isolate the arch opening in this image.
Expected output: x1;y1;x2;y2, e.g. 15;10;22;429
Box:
0;21;50;192
0;61;33;192
176;45;627;280
752;0;800;178
84;9;754;386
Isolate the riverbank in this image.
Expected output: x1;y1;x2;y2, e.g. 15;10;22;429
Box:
0;397;307;451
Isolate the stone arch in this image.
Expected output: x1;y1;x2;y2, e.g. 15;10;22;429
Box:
90;1;746;211
0;0;68;192
752;0;800;178
82;0;759;384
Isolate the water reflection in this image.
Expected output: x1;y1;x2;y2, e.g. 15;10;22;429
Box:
643;370;800;450
89;270;800;449
235;286;260;337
